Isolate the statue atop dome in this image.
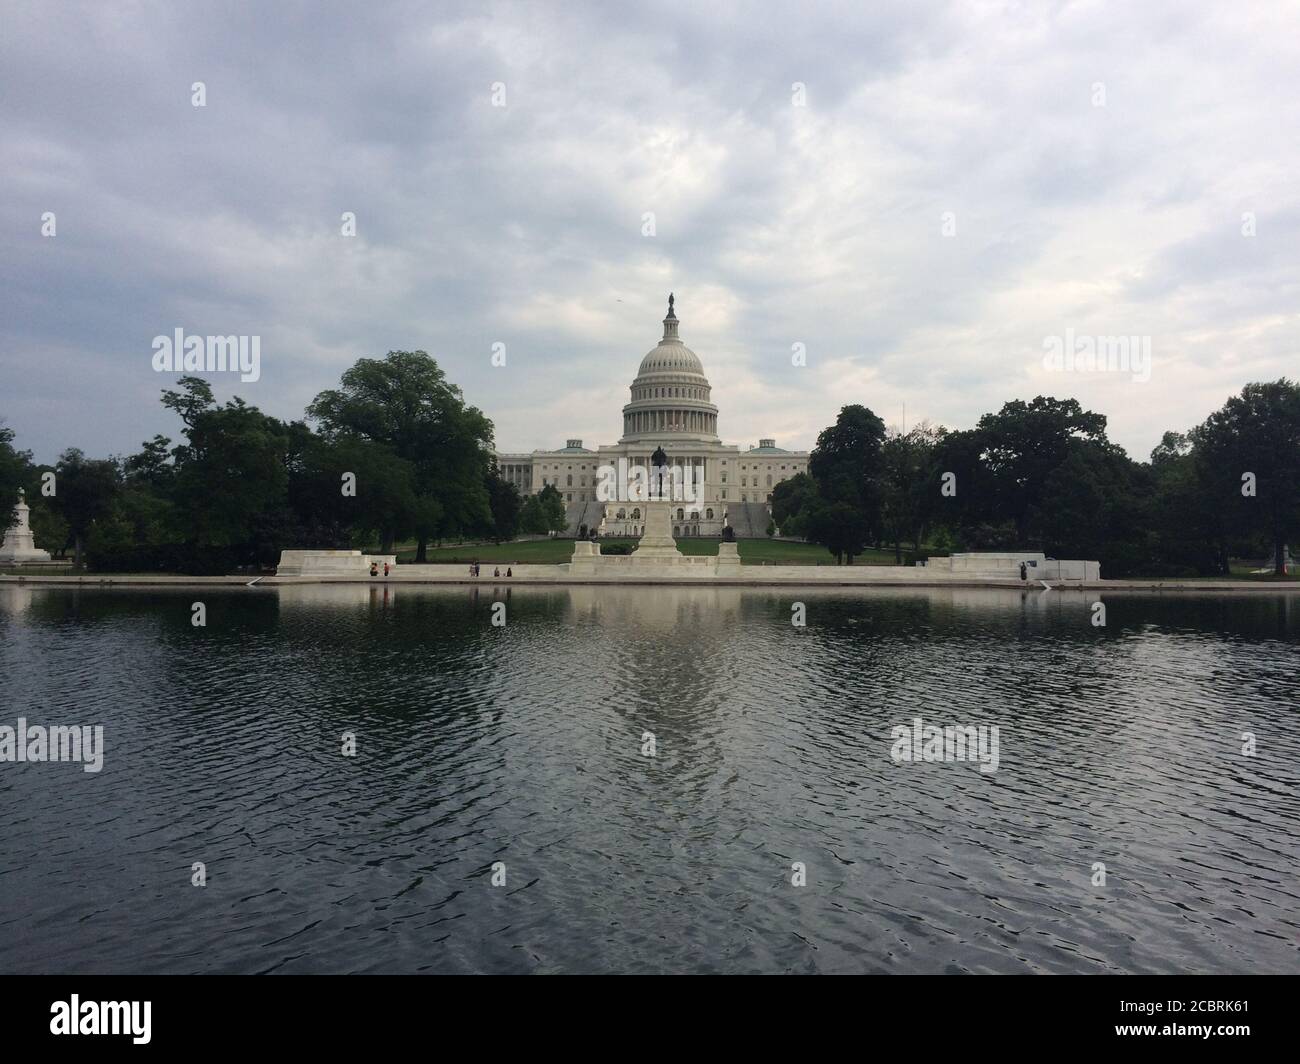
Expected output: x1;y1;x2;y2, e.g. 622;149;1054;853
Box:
661;294;680;341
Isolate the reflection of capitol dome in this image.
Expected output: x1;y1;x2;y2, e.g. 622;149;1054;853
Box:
621;294;719;442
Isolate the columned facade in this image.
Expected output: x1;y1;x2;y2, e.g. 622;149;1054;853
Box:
495;296;809;537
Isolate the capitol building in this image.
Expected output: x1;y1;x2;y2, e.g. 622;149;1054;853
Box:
496;296;809;538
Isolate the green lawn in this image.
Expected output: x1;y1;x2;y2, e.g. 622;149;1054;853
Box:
395;538;910;566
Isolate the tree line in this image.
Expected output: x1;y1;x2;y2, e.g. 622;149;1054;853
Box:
3;360;1296;576
772;380;1299;575
0;352;569;574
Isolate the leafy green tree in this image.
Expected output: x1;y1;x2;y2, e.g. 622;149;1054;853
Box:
1192;379;1300;574
1147;434;1223;574
968;396;1109;543
518;485;566;535
880;422;945;561
486;468;523;543
0;421;32;533
809;405;887;537
770;472;819;538
519;483;567;535
161;377;293;559
49;448;120;567
123;434;175;489
1033;443;1152;577
806;500;871;564
308;351;495;557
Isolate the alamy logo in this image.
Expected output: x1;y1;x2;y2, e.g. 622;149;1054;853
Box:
1042;328;1150;383
50;995;151;1044
595;458;703;503
0;718;104;772
890;717;1000;774
151;328;261;382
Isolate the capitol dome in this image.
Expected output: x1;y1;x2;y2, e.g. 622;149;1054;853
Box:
620;295;720;442
637;340;705;375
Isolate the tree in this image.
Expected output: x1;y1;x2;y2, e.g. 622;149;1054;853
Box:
308;351;495;557
49;448;119;567
486;468;522;543
520;484;568;535
806;500;870;564
0;421;32;533
1193;379;1300;574
1034;442;1152;577
809;405;887;539
162;378;293;559
770;472;819;538
968;396;1109;543
880;422;945;561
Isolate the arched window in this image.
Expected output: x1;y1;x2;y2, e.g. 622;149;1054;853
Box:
616;508;626;519
691;510;699;520
766;475;772;486
706;508;713;519
673;525;680;536
631;508;640;520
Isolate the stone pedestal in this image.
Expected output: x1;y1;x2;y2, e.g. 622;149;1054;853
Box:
716;541;740;569
631;501;682;560
0;491;51;565
569;539;602;575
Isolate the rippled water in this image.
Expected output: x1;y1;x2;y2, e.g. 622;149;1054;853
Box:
1;583;1297;974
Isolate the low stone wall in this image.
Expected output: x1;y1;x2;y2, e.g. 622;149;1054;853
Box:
920;552;1100;582
276;550;397;576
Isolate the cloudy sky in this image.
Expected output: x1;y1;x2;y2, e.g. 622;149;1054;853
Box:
3;0;1297;464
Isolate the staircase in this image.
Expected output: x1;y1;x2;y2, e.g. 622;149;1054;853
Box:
564;499;605;537
726;502;771;539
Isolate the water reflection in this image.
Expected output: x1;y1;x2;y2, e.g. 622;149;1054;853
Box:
0;584;1296;974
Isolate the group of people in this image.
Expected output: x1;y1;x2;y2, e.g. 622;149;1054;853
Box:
468;562;512;578
364;558;516;578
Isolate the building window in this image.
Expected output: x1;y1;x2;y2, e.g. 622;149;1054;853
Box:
766;475;772;486
706;508;713;519
567;475;572;486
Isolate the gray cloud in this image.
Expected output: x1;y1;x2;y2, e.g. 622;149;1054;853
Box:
2;0;1297;464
